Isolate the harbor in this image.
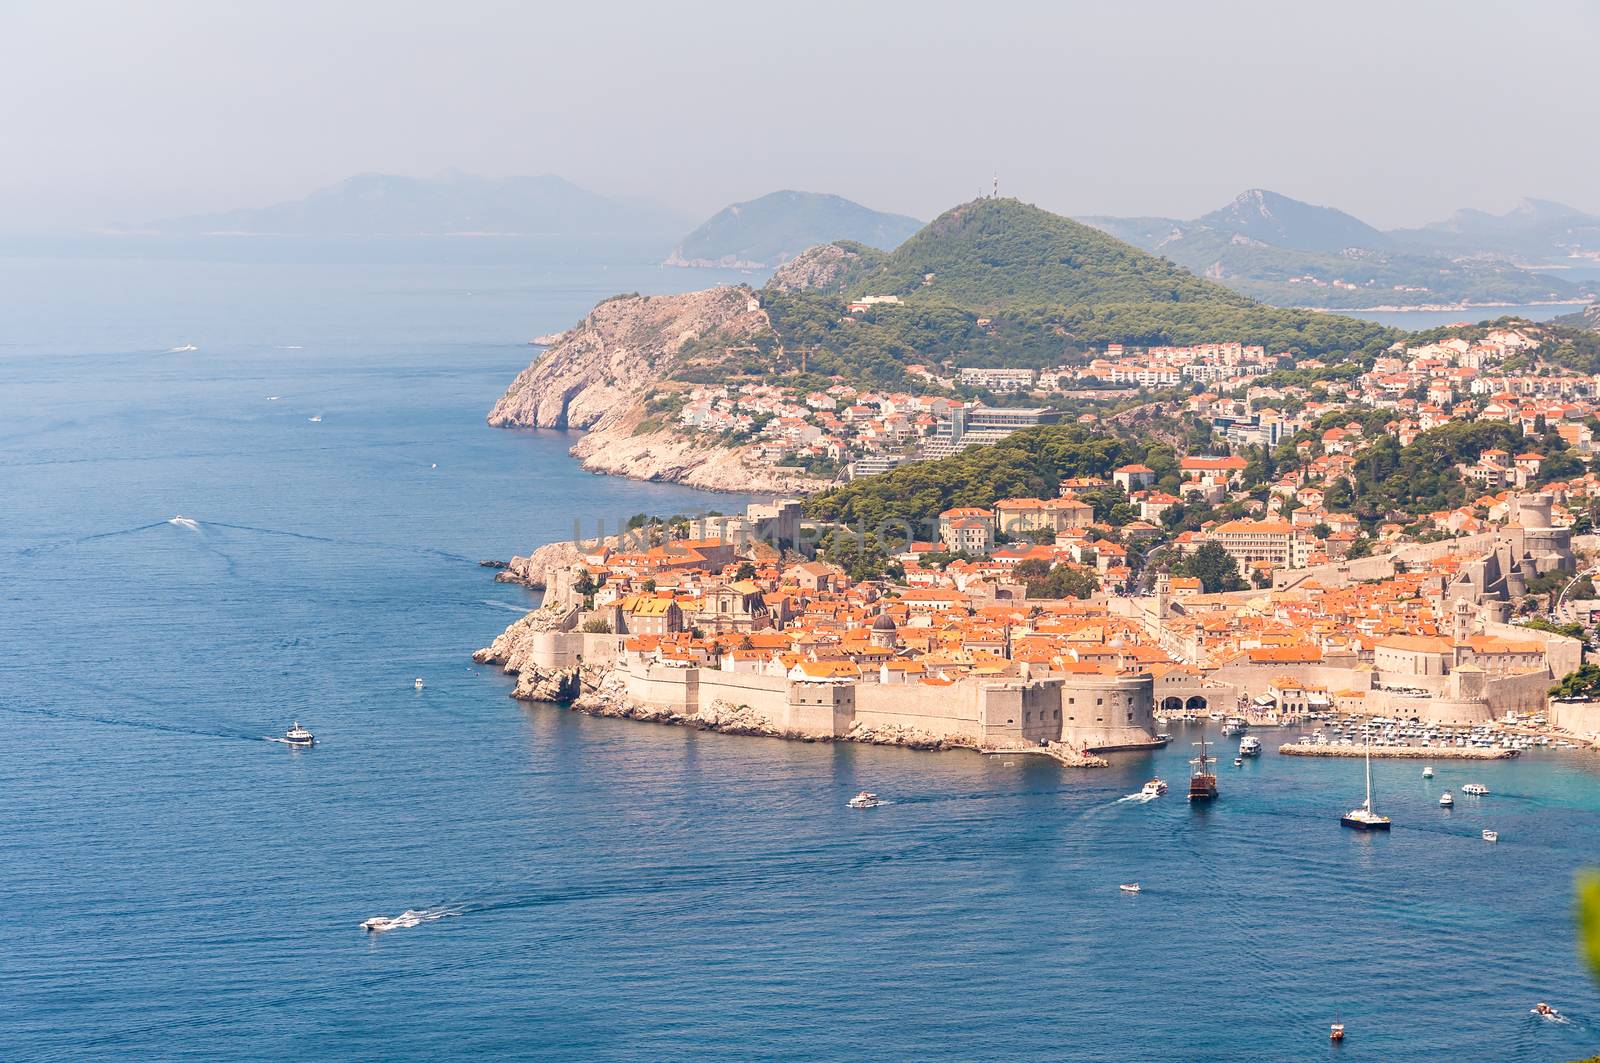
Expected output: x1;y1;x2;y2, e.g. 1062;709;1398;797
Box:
1280;743;1514;760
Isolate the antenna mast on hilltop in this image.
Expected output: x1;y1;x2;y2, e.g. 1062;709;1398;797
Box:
992;172;999;198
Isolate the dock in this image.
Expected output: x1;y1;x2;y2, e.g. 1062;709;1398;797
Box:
1277;743;1514;760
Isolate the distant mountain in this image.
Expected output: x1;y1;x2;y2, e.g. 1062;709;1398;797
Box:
1390;198;1600;260
1196;189;1389;253
1553;302;1600;333
148;173;690;238
1081;189;1591;310
666;191;921;269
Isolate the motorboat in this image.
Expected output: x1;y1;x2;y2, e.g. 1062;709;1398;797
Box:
1238;736;1262;758
1341;735;1391;831
283;721;314;747
1422;766;1434;779
1221;719;1244;737
1531;1002;1562;1021
361;910;423;933
1482;829;1499;843
848;791;881;809
1233;757;1243;767
1139;779;1168;798
1119;882;1141;894
1462;783;1488;796
1439;791;1454;808
1330;1023;1345;1042
308;415;322;423
414;677;425;690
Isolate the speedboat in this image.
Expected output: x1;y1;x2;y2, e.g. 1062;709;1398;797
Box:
283;721;314;747
1119;882;1141;894
1239;736;1262;758
308;415;322;423
1462;783;1488;796
1422;766;1434;779
1139;779;1167;798
848;791;881;809
1532;1002;1561;1021
1439;791;1454;808
1233;757;1243;767
1482;829;1499;843
414;677;425;690
361;910;424;933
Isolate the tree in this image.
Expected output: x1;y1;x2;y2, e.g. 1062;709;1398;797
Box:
1174;542;1245;593
734;561;757;581
1550;663;1600;700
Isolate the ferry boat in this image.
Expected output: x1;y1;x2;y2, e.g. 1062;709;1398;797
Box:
847;791;881;809
1462;783;1488;796
1340;735;1391;831
1238;736;1262;758
1482;829;1499;843
1188;731;1219;802
283;721;314;747
1139;779;1168;798
1438;791;1454;808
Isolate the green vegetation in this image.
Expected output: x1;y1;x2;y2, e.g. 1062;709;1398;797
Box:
1014;557;1098;599
1169;542;1246;593
1323;420;1526;521
579;617;613;634
1579;871;1600;984
807;423;1150;529
1550;664;1600;700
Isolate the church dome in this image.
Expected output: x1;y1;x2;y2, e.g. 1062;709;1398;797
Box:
871;612;898;631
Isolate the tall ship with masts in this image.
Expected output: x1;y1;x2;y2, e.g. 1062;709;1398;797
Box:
1340;734;1391;830
1188;728;1219;801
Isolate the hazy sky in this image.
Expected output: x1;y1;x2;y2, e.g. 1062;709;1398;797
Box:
4;0;1597;231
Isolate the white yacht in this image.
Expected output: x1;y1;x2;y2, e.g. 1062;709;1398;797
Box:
848;791;881;809
283;721;314;747
1482;829;1499;843
1238;736;1262;758
1422;766;1434;779
1340;735;1391;831
1139;779;1168;798
1438;791;1454;808
1462;783;1488;796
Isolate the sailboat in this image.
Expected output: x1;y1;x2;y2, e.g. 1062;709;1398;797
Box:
1340;733;1391;830
1188;727;1219;801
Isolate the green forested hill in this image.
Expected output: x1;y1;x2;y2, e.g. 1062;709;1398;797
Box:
846;197;1251;310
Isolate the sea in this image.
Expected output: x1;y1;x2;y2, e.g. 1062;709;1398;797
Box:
3;237;1599;1062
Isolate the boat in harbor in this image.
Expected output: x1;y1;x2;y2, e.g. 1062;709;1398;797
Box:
1422;765;1434;779
1439;791;1454;808
1221;718;1245;737
1482;829;1499;843
848;791;881;809
1188;730;1219;802
1140;779;1168;798
1462;783;1488;796
1238;735;1262;758
1340;735;1391;831
283;721;314;747
1119;882;1141;893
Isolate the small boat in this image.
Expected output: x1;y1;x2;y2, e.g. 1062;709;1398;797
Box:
308;415;322;423
1140;779;1168;798
1238;736;1262;758
1482;829;1499;843
361;910;423;933
1155;732;1173;742
848;791;881;809
1439;791;1454;808
1119;882;1141;894
1462;783;1488;796
168;344;198;353
1188;729;1219;801
1532;1002;1562;1021
1330;1023;1345;1042
283;721;314;747
1233;757;1243;767
1341;735;1391;830
414;677;425;690
1422;765;1434;779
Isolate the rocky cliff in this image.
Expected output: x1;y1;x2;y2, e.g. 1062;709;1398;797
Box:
488;286;826;493
489;286;766;431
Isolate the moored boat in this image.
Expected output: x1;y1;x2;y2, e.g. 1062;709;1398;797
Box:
1482;829;1499;842
1439;791;1454;808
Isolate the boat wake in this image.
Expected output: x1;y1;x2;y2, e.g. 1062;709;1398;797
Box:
168;515;200;531
481;599;536;613
361;905;465;934
1116;791;1160;804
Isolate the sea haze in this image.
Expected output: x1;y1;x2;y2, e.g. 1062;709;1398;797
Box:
2;240;1598;1061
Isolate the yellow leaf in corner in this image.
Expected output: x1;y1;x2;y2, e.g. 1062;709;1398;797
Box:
1578;870;1600;984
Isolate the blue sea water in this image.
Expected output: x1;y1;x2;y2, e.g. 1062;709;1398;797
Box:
3;241;1600;1062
